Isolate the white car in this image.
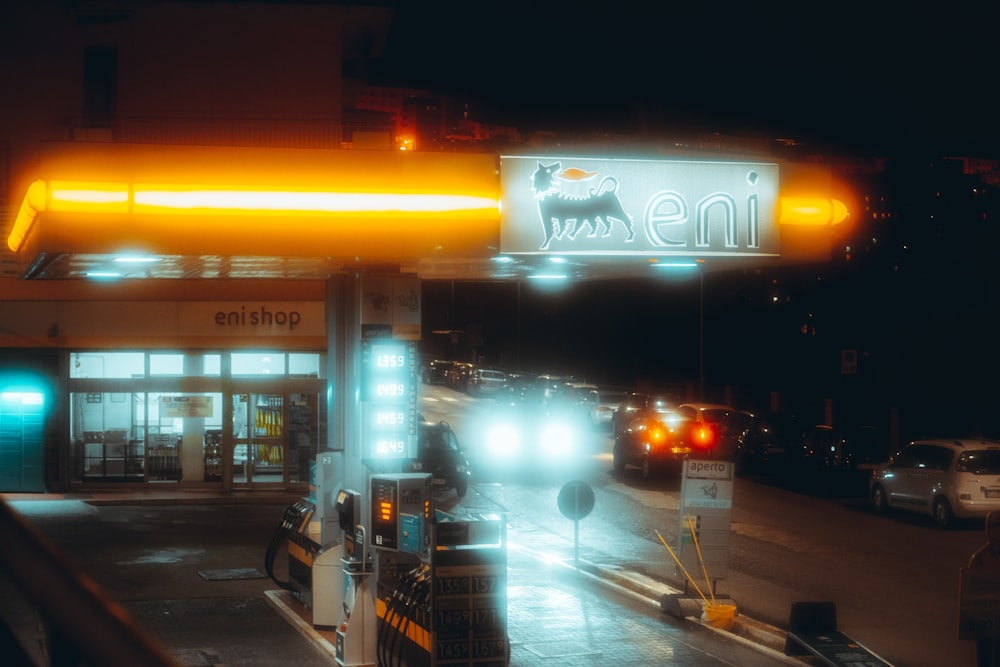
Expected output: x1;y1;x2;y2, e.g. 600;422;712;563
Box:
870;438;1000;528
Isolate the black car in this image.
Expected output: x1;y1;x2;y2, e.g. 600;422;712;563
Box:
733;411;804;475
613;411;717;479
610;391;676;438
406;419;470;497
422;359;456;385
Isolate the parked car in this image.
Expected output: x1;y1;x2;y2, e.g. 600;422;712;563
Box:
592;387;629;431
611;391;676;437
733;411;805;474
466;368;508;397
445;362;474;390
870;438;1000;527
793;423;893;496
497;372;536;405
799;424;843;468
422;359;455;385
407;419;470;497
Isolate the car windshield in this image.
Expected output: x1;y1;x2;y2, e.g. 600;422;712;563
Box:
421;427;459;451
701;409;730;424
959;450;1000;474
649;397;673;413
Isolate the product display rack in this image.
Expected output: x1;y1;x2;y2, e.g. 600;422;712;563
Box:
82;429;144;481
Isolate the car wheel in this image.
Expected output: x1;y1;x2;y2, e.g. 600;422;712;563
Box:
612;445;625;475
871;484;888;513
933;497;953;528
453;477;468;499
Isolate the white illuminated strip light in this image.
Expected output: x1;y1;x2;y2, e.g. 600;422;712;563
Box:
114;256;160;264
7;180;502;253
132;190;497;213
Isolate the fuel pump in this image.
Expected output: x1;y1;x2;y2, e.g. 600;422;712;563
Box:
371;473;433;667
264;455;347;628
264;498;316;602
369;473;510;666
335;488;377;667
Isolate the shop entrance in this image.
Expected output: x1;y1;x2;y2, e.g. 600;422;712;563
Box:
232;393;285;485
231;391;320;488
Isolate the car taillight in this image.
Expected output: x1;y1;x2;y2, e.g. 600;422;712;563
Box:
648;425;668;445
692;425;715;449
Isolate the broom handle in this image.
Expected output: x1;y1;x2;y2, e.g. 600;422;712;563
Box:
688;516;717;605
655;529;709;605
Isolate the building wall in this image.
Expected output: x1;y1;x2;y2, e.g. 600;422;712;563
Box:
0;1;390;243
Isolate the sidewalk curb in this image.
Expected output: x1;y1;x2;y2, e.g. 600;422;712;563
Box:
530;548;805;665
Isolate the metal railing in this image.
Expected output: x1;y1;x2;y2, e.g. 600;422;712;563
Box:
0;499;180;667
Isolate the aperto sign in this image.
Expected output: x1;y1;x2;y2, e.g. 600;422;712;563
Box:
361;339;417;459
500;155;779;257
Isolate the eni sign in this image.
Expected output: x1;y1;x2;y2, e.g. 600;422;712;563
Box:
500;155;779;257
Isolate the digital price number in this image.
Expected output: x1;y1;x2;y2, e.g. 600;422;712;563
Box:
374;410;406;426
437;639;508;660
435;575;500;596
362;340;416;459
374;352;406;369
374;438;406;455
374;383;405;398
434;607;506;632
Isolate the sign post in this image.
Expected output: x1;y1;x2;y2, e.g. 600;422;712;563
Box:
677;459;734;594
557;480;595;567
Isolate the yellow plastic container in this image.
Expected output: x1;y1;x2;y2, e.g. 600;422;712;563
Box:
702;603;737;630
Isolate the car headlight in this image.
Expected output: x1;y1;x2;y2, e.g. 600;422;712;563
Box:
486;422;523;459
541;420;575;457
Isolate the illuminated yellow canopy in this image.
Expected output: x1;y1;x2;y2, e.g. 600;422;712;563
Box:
8;145;502;260
6;143;849;277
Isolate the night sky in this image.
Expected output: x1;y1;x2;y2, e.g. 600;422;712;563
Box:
369;2;999;435
371;2;1000;158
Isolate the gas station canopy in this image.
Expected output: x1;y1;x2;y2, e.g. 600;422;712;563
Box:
7;143;849;281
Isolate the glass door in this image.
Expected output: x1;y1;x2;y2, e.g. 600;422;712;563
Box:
232;393;285;485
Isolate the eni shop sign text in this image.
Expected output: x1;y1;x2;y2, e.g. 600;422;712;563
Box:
178;302;325;337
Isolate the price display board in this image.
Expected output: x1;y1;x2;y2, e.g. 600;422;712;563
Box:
432;547;508;666
361;339;418;460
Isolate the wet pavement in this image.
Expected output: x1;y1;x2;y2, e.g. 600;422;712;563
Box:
1;489;804;666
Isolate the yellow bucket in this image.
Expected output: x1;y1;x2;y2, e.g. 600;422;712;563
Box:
702;603;737;630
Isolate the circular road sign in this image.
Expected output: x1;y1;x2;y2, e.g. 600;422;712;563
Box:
557;480;595;521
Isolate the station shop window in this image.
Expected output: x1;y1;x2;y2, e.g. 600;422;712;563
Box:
71;352;223;378
231;352;323;377
71;352;144;378
68;350;325;484
150;353;221;377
